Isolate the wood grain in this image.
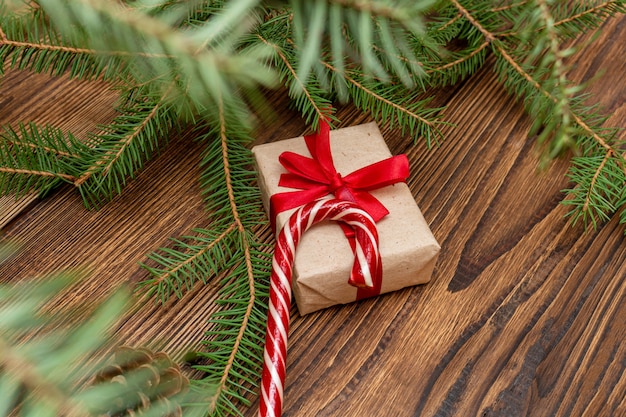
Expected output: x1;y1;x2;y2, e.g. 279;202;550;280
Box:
1;15;625;417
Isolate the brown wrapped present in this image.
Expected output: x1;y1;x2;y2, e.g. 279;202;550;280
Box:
252;122;440;315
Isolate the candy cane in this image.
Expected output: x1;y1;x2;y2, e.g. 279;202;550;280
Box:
259;198;381;417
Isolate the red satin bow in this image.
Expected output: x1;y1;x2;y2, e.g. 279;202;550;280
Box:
269;121;409;299
271;121;409;222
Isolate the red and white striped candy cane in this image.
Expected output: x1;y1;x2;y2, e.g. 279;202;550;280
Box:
260;198;382;417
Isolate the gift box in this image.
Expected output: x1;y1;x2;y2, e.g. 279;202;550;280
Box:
252;122;440;315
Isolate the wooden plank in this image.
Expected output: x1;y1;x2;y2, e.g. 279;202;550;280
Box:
0;194;37;228
0;15;624;417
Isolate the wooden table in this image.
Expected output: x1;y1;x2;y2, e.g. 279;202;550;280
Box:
1;16;624;417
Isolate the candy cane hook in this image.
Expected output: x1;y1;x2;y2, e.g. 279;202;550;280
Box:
260;198;381;417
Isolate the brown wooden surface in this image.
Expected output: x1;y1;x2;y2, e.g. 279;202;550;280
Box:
1;16;625;417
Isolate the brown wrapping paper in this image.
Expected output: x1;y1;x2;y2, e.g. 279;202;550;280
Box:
252;122;440;315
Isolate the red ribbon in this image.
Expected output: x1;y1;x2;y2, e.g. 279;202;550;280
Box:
269;121;410;300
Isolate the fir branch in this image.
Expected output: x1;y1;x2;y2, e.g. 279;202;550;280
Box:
425;40;489;85
496;1;626;38
427;41;489;73
563;150;626;229
436;13;462;32
551;1;625;35
0;124;85;197
583;151;612;215
0;22;169;60
37;0;277;113
449;0;625;227
77;94;165;185
288;0;433;91
0;27;95;56
0;32;172;59
491;1;531;13
328;0;430;23
449;0;496;41
531;0;576;155
1;136;76;159
205;100;259;415
139;99;270;414
371;42;425;70
199;252;271;416
0;167;76;182
322;60;445;145
0;6;126;80
74;88;178;207
494;43;617;155
256;33;331;126
139;222;238;302
0;338;86;416
2;3;625;415
449;0;620;154
0;272;132;417
187;97;271;415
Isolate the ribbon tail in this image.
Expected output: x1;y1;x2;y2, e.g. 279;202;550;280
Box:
335;188;390;223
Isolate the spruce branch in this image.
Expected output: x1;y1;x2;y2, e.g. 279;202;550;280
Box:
496;1;626;39
435;12;462;33
427;41;489;74
182;103;270;416
0;167;76;182
203;100;260;415
322;60;445;146
140;223;238;302
0;337;87;416
583;151;612;215
448;0;622;155
2;3;626;416
328;0;427;21
0;124;86;196
0;24;169;60
256;33;332;126
371;42;425;71
550;0;625;36
0;270;132;417
287;0;434;92
139;98;271;414
0;6;126;80
74;87;178;207
0;27;95;56
449;0;625;228
424;40;489;86
530;0;576;155
491;1;531;13
494;42;618;155
563;149;626;229
1;135;76;159
449;0;496;41
37;0;277;114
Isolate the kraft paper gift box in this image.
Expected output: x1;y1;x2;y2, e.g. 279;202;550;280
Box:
252;122;440;315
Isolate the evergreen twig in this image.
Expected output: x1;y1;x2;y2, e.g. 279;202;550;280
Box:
0;271;132;417
257;33;329;126
204;100;259;414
